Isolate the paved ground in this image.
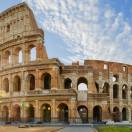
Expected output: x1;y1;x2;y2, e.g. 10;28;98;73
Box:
0;126;63;132
57;127;97;132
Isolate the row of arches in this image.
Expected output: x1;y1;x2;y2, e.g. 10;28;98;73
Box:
3;45;37;65
3;73;51;93
2;104;129;123
113;107;128;122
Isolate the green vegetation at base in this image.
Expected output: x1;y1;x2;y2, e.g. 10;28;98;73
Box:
97;126;132;132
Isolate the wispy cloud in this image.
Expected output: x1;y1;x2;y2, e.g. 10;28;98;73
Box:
23;0;132;64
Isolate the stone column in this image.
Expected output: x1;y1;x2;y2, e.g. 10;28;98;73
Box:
35;100;40;121
24;46;29;64
51;99;57;122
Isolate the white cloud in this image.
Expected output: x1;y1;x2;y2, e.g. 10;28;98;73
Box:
23;0;132;64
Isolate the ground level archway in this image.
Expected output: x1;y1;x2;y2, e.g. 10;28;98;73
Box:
58;103;69;123
93;105;102;122
77;105;88;123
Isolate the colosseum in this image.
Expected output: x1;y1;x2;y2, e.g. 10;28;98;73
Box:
0;2;131;124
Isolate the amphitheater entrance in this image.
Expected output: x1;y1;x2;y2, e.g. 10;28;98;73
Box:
26;104;34;122
13;104;21;122
41;104;51;122
122;108;127;121
77;105;88;123
2;106;9;122
93;106;102;122
113;107;120;122
58;103;69;123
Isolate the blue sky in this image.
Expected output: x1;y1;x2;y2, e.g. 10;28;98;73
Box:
1;0;132;64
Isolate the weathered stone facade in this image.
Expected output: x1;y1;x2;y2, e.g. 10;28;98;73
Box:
0;2;132;124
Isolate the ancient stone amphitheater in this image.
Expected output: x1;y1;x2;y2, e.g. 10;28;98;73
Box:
0;2;131;124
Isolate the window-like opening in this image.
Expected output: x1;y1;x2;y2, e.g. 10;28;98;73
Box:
77;77;88;91
58;103;69;123
27;74;35;90
29;46;36;61
112;74;119;82
41;104;51;122
95;82;99;93
77;105;88;123
4;51;11;65
104;64;108;70
13;76;21;92
123;66;127;72
130;87;132;99
93;105;102;122
15;47;23;64
103;82;109;94
7;24;10;32
113;107;120;122
42;73;51;89
3;78;9;93
64;78;72;89
113;84;119;98
122;85;128;99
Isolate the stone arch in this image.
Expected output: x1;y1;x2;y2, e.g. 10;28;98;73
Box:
4;50;11;65
41;103;51;122
77;105;88;123
103;82;109;94
113;107;120;122
41;73;51;90
3;78;9;93
13;104;21;122
57;103;69;123
122;107;128;121
26;104;35;122
28;45;37;61
13;75;21;92
122;84;128;99
2;106;9;122
27;74;35;90
93;105;102;122
14;47;23;64
64;78;72;89
113;84;119;98
77;77;88;91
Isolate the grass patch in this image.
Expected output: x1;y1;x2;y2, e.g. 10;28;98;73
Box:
97;126;132;132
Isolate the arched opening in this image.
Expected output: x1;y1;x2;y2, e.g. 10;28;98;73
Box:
122;108;127;121
2;106;9;122
42;73;51;89
113;84;119;99
122;85;128;99
113;107;120;122
3;78;9;93
29;45;36;61
77;77;88;91
15;47;23;64
103;82;109;94
26;104;35;122
77;105;88;123
95;82;99;93
27;74;35;90
13;104;21;122
64;78;72;89
112;74;119;82
4;50;11;65
93;105;102;122
13;76;21;92
41;104;51;122
58;103;69;123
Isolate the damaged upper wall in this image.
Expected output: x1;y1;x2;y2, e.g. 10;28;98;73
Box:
0;2;44;44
